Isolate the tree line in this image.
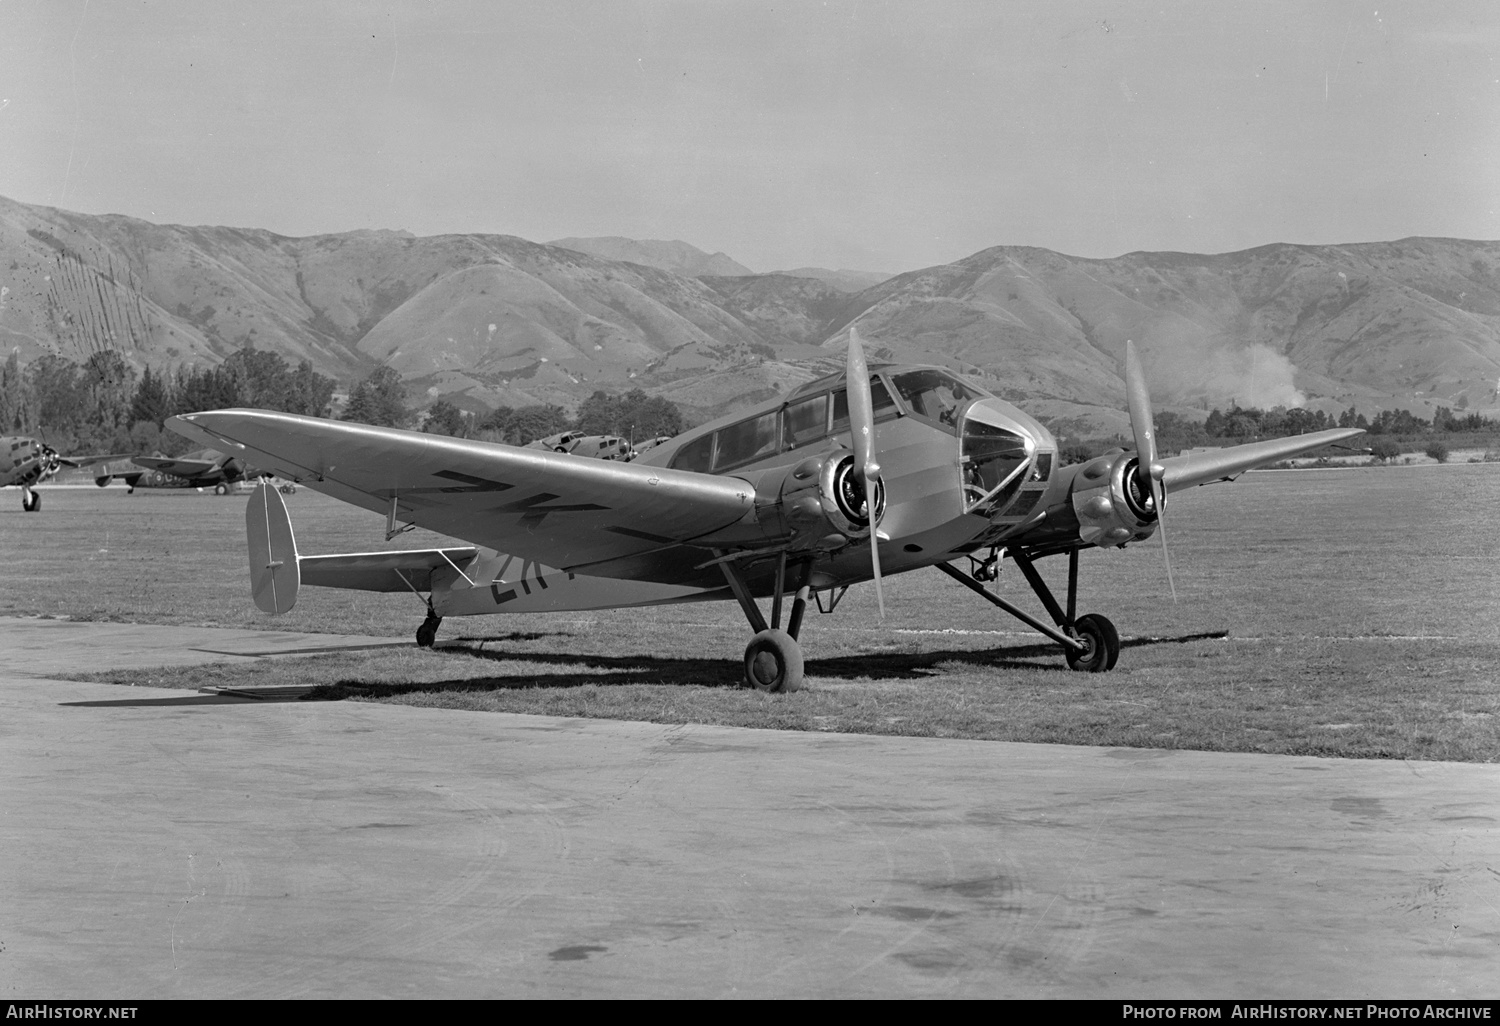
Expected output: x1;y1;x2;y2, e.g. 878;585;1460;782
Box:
1058;402;1500;465
414;387;684;448
1;348;338;456
2;346;686;457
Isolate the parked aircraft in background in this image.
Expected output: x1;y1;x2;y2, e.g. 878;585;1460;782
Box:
94;449;269;495
528;431;635;461
170;331;1363;691
2;435;130;512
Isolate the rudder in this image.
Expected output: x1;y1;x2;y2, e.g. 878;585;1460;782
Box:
245;482;300;613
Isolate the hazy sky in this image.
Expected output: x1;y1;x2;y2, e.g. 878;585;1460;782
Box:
2;1;1496;272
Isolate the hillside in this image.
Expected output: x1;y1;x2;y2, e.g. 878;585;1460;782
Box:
4;193;1498;431
545;237;754;278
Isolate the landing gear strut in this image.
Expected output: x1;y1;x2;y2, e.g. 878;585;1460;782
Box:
21;488;40;513
718;553;814;692
938;546;1121;672
416;604;442;648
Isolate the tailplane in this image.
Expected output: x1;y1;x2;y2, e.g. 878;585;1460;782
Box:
245;482;300;613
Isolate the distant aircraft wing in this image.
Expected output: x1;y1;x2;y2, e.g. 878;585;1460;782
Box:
1160;428;1365;493
169;410;757;585
59;453;133;469
133;455;221;478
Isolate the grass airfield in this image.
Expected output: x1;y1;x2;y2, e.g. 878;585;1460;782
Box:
6;464;1498;762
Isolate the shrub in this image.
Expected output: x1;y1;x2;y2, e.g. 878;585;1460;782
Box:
1424;441;1450;463
1369;438;1402;461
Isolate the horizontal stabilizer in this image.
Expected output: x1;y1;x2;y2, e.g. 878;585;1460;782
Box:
1160;428;1365;493
300;548;480;593
246;482;300;614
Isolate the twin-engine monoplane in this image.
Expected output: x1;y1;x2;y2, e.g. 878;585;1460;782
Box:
169;332;1363;690
93;449;265;494
2;436;130;512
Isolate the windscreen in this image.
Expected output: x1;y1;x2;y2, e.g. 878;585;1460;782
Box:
959;402;1036;516
890;369;984;432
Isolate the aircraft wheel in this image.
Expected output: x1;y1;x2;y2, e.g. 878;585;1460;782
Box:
416;612;442;648
214;483;228;496
23;492;40;512
1065;613;1119;672
744;629;804;693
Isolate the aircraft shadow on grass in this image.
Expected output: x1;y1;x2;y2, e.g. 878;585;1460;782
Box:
59;629;1229;708
307;627;1232;697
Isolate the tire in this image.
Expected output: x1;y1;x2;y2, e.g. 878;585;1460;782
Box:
24;492;41;513
1065;613;1120;672
416;613;442;648
743;629;805;693
214;483;228;496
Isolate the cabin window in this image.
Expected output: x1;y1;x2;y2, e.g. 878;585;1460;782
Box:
830;378;897;436
781;394;828;450
672;433;714;473
712;410;779;470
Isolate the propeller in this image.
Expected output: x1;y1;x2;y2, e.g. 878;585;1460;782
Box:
1123;339;1177;602
846;324;886;618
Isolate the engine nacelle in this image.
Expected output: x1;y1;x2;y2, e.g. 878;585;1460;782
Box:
1070;452;1158;548
782;451;887;547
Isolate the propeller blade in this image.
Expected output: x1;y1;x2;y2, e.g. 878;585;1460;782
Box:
1153;479;1178;602
1123;339;1176;602
1123;339;1157;491
846;324;885;618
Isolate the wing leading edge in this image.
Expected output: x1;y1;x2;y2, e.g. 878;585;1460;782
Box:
171;409;756;585
1160;428;1365;493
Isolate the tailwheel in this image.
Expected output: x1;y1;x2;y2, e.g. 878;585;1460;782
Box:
744;629;804;693
1065;613;1120;672
416;608;442;648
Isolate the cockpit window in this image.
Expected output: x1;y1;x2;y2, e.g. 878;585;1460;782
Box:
891;369;981;432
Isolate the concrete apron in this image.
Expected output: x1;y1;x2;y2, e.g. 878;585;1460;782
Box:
1;644;1496;997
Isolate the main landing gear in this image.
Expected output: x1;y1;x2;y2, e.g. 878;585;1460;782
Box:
718;553;815;693
938;546;1121;672
21;487;40;512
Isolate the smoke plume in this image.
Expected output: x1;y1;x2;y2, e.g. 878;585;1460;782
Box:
1141;328;1306;409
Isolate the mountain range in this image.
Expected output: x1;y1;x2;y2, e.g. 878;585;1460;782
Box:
3;192;1498;433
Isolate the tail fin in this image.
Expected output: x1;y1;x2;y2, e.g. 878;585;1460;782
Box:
245;482;300;614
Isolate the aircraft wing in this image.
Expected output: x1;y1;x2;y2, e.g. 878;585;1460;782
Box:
59;452;133;469
1160;428;1365;493
133;455;223;478
169;409;757;585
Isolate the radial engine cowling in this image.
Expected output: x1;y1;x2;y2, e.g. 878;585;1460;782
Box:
1070;452;1159;548
770;451;887;552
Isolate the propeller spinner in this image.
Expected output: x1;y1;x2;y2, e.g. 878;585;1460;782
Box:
1123;339;1177;601
846;324;886;618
